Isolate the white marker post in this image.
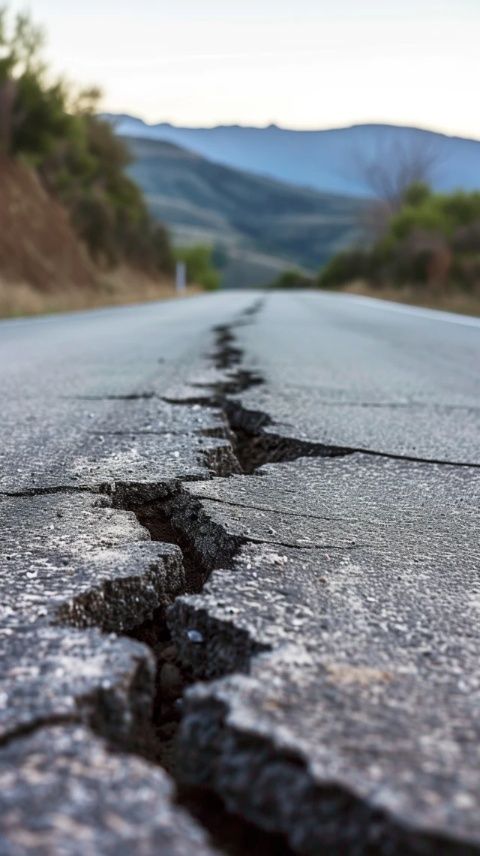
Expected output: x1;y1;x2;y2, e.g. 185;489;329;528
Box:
175;261;187;295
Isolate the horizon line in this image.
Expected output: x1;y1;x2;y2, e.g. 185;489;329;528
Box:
103;113;480;144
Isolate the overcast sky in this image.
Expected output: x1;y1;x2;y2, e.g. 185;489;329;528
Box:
10;0;480;138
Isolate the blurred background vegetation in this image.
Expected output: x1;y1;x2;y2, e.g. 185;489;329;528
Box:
318;183;480;313
175;245;220;291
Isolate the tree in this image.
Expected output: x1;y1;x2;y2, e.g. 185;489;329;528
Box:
0;6;45;154
358;133;441;212
318;185;480;294
354;132;443;241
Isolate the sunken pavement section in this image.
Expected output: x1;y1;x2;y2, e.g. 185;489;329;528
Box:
0;298;479;854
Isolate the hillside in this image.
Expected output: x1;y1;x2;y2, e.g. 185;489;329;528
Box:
0;158;94;293
0;157;183;316
0;7;180;316
124;136;364;287
110;116;480;198
0;158;99;315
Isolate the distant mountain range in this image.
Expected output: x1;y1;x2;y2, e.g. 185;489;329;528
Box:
123;136;364;288
107;115;480;197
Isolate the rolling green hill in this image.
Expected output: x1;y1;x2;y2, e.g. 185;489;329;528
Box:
124;136;365;288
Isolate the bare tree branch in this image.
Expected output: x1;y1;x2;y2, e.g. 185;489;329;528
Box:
353;131;444;240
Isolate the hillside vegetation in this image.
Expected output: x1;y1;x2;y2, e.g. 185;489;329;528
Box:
319;184;480;315
0;7;185;314
124;135;363;287
175;245;220;291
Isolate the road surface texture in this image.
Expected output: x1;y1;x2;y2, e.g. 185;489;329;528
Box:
0;290;479;855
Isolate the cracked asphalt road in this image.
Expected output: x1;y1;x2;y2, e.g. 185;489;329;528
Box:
0;291;479;855
235;291;480;465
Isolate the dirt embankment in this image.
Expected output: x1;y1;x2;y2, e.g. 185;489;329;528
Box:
0;158;95;291
0;159;181;317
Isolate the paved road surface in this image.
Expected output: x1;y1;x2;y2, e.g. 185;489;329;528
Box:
0;291;479;854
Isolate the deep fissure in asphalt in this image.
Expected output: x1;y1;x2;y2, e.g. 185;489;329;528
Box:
225;401;351;473
110;298;365;852
119;303;397;851
112;300;400;852
109;303;296;852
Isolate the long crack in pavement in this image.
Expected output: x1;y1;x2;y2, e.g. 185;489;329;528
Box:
0;297;479;854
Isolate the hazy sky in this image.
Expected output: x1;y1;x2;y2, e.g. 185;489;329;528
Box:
10;0;480;138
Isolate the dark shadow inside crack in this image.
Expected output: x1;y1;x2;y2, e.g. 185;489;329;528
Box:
111;479;245;767
239;298;264;319
191;311;354;474
112;485;243;595
69;392;156;401
194;368;265;396
178;789;293;856
212;325;243;370
116;493;291;852
127;606;293;855
225;401;353;474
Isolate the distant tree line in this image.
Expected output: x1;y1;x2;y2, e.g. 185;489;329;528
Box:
0;6;173;276
268;269;315;289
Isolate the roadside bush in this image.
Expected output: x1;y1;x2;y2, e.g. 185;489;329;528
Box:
269;269;315;289
175;245;220;290
319;250;372;288
320;183;480;294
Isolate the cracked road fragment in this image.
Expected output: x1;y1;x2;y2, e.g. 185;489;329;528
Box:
169;454;480;851
0;725;216;856
0;492;185;629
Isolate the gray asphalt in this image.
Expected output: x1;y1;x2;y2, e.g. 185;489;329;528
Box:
236;291;480;464
0;291;479;855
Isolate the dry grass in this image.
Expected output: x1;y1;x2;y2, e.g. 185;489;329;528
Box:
344;280;480;318
0;267;201;319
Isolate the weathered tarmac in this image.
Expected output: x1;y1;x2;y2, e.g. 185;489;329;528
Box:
171;455;480;852
0;291;479;854
0;726;214;855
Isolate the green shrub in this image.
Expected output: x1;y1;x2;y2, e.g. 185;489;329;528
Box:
320;182;480;293
318;250;372;288
402;182;431;208
269;269;315;289
175;245;220;290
